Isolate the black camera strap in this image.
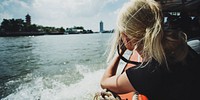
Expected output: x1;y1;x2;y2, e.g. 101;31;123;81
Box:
117;45;141;65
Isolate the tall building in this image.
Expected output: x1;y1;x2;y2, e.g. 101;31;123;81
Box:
99;21;104;33
26;14;31;26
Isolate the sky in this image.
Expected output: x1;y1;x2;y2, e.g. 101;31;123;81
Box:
0;0;129;32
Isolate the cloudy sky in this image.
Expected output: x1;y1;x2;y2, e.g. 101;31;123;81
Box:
0;0;129;32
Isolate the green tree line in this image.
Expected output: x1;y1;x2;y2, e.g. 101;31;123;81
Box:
0;18;65;33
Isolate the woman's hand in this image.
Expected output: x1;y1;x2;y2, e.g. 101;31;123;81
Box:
119;39;127;54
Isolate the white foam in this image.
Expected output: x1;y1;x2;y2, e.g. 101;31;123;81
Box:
2;67;105;100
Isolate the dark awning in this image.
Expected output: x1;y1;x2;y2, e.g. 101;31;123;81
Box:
156;0;200;12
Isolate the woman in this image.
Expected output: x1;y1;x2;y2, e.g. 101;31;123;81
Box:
100;0;200;100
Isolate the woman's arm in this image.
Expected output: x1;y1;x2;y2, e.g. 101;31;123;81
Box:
100;50;137;94
100;55;120;89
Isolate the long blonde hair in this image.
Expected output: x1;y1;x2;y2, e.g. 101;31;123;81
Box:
107;0;188;66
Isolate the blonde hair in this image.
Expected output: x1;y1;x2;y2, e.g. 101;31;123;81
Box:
107;0;188;66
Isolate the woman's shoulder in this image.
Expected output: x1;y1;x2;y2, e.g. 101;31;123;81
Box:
130;59;159;68
126;59;162;76
179;44;199;63
184;45;200;68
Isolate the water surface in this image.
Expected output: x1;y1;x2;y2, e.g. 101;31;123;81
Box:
0;34;113;100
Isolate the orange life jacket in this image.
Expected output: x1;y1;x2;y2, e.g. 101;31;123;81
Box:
118;51;148;100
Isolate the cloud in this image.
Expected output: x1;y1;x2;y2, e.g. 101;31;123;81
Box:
0;0;127;31
31;0;114;18
30;0;120;30
0;12;12;20
0;0;31;20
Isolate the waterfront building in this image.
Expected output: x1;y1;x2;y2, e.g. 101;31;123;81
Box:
100;21;104;33
26;14;31;26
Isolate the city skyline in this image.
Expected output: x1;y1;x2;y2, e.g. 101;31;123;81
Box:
0;0;129;32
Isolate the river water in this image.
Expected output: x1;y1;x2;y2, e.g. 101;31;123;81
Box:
0;33;119;100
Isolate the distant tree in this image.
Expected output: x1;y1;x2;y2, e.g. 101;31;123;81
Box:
1;19;25;32
29;24;38;32
0;26;2;34
15;19;25;32
82;29;87;33
0;17;94;34
59;27;65;33
43;27;50;33
74;26;84;30
1;19;11;32
87;30;93;33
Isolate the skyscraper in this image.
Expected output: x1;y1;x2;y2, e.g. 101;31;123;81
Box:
100;21;104;33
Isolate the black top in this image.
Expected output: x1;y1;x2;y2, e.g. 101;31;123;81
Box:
126;47;200;100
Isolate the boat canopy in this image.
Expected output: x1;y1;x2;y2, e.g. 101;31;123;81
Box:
156;0;200;16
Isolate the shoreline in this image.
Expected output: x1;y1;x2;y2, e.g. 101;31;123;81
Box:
0;32;111;37
0;32;65;37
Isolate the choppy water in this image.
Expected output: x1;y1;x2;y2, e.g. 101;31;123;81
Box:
0;33;117;100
